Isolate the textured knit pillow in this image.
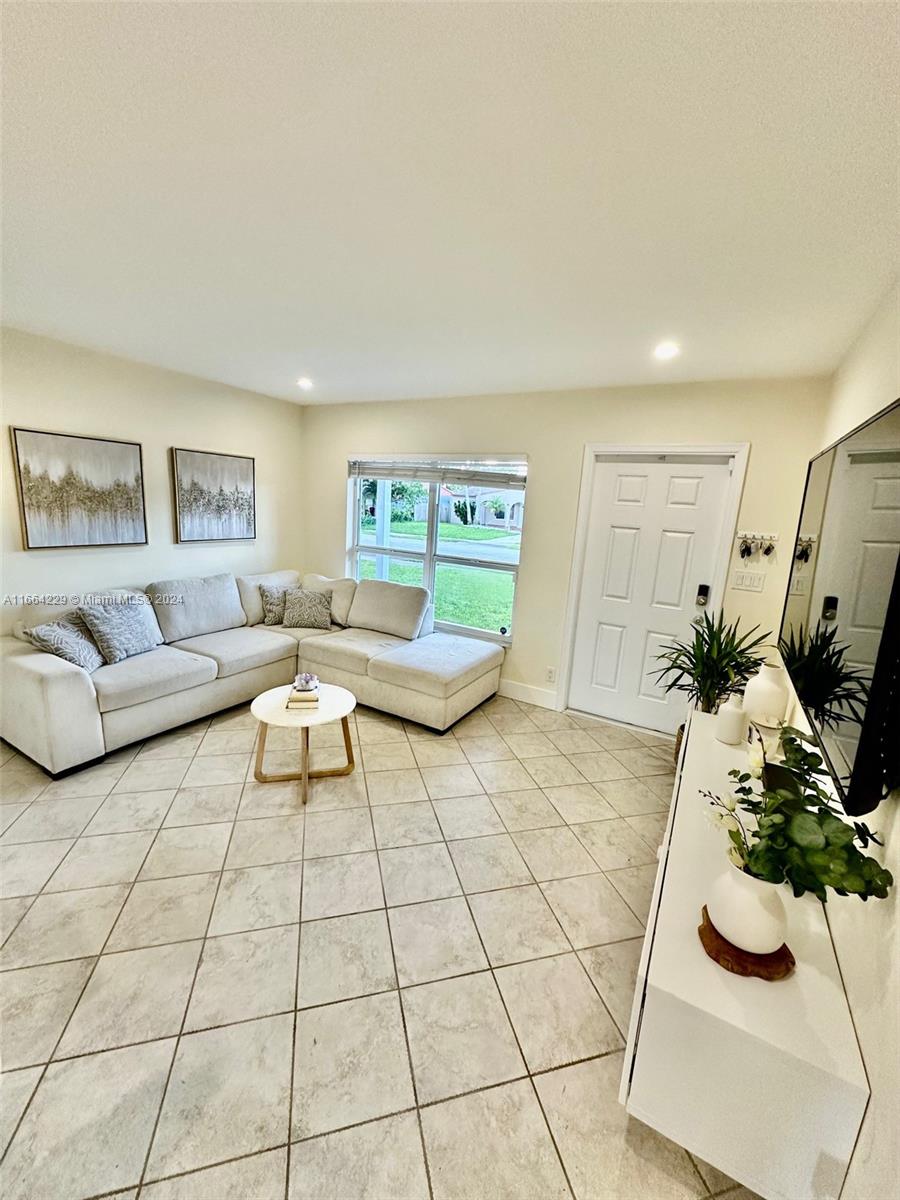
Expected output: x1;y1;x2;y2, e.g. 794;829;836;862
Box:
27;614;105;673
259;583;288;626
282;587;332;630
78;598;164;664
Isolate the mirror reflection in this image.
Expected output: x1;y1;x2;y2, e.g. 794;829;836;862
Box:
780;401;900;802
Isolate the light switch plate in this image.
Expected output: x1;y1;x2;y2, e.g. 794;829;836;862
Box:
733;570;765;592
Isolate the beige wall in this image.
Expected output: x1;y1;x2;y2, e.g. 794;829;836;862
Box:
819;281;900;1200
1;329;304;631
299;377;827;702
825;278;899;446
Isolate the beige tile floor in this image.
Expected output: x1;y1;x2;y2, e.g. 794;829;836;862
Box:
0;696;755;1200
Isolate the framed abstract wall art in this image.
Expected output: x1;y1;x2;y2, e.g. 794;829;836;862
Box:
11;427;148;549
171;447;256;542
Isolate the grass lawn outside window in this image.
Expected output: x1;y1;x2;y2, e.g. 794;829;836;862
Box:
351;469;525;639
357;556;514;633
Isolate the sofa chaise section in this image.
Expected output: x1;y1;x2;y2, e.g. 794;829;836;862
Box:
297;579;504;731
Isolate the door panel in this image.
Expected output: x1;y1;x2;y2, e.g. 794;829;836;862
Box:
604;527;640;600
568;456;732;732
616;474;648;505
651;530;693;609
810;452;900;769
592;623;626;689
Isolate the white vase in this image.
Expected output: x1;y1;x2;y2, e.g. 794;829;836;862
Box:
707;863;788;955
715;694;749;745
743;663;789;728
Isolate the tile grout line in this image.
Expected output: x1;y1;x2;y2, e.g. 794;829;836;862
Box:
1;696;677;1195
284;724;309;1200
2;941;649;1071
134;777;247;1196
0;904;647;978
435;797;579;1200
361;731;436;1200
0;782;185;1168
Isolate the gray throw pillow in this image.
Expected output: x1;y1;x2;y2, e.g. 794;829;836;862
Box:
27;613;105;673
78;597;164;664
259;583;288;626
282;587;332;630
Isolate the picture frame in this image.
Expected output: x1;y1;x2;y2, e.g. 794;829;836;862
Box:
10;426;148;550
171;446;257;542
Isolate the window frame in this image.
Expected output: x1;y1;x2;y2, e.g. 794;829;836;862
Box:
347;472;523;646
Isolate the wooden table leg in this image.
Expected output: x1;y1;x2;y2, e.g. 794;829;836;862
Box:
301;725;310;805
253;721;269;782
253;714;356;788
341;716;355;772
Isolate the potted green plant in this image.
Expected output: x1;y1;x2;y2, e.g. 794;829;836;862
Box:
702;726;893;963
654;611;770;761
778;622;869;729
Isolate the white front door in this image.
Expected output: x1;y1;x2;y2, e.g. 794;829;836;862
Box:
568;454;734;732
811;448;900;770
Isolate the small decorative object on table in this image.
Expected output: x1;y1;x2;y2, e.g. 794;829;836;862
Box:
714;693;749;746
742;661;789;728
287;672;319;710
654;611;769;764
700;726;893;980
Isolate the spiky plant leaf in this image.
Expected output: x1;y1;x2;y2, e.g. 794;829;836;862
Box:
653;610;770;713
779;623;869;729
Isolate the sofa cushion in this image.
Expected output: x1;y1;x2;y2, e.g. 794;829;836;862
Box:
146;573;246;642
347;580;430;640
92;645;218;713
172;626;297;678
236;570;300;626
300;628;407;676
78;597;165;664
302;574;357;627
268;624;339;645
367;632;504;699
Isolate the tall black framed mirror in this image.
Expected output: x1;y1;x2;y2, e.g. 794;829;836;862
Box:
780;399;900;816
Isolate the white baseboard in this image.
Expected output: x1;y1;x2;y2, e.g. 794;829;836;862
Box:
498;678;560;710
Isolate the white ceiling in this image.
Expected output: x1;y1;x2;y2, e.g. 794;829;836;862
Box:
2;2;897;404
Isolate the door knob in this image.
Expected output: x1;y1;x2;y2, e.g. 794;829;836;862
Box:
696;584;710;608
822;595;838;621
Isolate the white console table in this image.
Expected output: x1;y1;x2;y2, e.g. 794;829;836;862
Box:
620;711;869;1200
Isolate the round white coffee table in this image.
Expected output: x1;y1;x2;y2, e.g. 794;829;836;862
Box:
250;683;356;805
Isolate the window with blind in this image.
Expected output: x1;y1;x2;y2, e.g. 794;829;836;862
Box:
347;458;527;641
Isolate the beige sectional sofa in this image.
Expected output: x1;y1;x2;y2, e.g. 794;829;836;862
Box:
0;570;504;775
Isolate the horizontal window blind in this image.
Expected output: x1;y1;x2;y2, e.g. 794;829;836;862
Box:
348;458;527;489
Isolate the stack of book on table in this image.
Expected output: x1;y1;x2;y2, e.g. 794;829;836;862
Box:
286;685;319;711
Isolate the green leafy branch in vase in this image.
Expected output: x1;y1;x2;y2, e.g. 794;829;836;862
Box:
702;726;893;903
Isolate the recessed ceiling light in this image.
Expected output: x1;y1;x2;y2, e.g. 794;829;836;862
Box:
296;376;314;390
653;341;681;361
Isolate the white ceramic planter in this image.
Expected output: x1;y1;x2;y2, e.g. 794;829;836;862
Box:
707;863;788;955
743;663;789;728
715;694;749;746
